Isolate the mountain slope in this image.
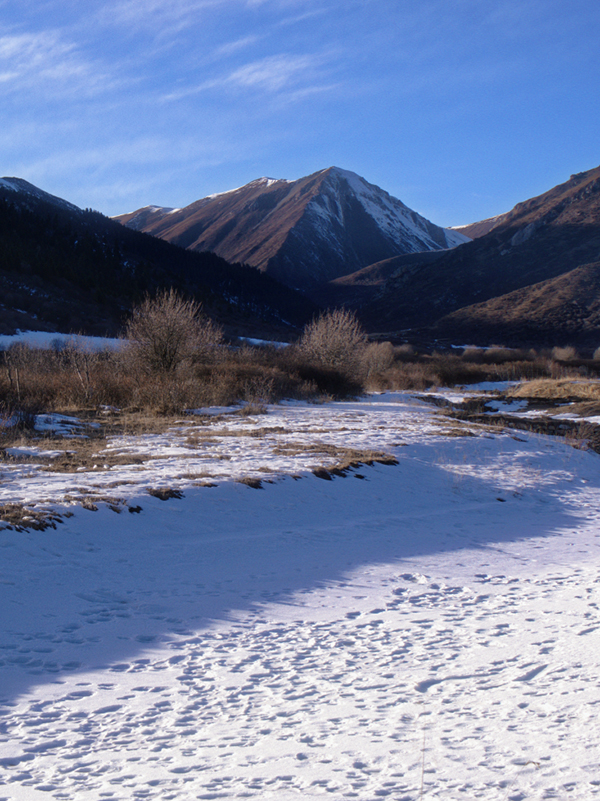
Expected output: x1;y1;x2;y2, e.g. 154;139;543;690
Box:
433;261;600;346
319;251;446;308
449;213;508;239
0;177;82;213
115;167;469;293
360;165;600;334
0;178;315;337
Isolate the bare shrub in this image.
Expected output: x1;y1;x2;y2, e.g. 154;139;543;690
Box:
551;346;578;362
198;356;311;409
362;341;395;377
430;352;489;386
296;309;367;377
3;343;36;402
483;346;522;363
124;288;223;374
363;344;562;391
62;337;100;403
366;362;440;391
244;373;275;406
293;362;364;397
394;343;415;361
1;345;62;409
131;373;208;415
461;346;486;363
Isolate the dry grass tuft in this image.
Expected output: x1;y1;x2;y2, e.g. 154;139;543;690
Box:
508;379;600;401
0;503;67;531
235;403;268;417
236;477;263;489
146;487;184;501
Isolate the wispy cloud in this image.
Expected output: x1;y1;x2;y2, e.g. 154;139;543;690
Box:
95;0;326;36
244;0;321;8
275;6;331;27
213;35;261;58
96;0;224;33
227;53;321;91
163;51;334;101
0;30;113;98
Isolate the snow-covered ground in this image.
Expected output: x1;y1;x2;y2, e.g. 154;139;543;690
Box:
0;331;122;352
1;392;600;800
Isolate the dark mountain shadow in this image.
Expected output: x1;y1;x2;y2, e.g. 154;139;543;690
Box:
0;188;315;338
360;222;600;334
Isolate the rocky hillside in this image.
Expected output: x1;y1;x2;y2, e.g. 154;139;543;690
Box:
433;261;600;346
359;165;600;337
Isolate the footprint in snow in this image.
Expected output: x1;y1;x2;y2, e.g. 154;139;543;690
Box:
399;573;428;584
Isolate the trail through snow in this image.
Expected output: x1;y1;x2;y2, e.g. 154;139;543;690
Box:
1;392;600;799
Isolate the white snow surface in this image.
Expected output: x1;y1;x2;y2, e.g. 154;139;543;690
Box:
0;331;122;351
2;391;600;799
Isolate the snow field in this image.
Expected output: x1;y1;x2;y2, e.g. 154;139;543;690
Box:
0;394;441;511
1;392;600;799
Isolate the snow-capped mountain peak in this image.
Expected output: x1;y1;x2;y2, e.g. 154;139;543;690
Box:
316;166;469;251
114;167;470;293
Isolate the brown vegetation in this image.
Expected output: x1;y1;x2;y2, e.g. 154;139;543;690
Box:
2;333;598;429
2;291;599;443
507;378;600;401
124;288;224;373
296;308;368;376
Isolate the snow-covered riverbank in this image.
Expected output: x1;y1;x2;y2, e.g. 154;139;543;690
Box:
1;392;600;799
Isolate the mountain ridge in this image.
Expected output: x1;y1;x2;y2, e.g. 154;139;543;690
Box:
0;177;316;337
433;261;600;346
115;167;470;293
358;165;600;337
0;177;82;214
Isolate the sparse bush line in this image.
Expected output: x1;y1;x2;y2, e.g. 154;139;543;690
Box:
2;336;599;419
2;288;600;432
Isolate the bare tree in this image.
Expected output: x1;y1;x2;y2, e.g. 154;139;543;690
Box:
63;337;99;402
125;289;223;373
3;342;38;403
297;308;368;376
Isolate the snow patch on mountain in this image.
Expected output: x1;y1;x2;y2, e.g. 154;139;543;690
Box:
310;167;470;254
0;178;21;192
205;177;290;201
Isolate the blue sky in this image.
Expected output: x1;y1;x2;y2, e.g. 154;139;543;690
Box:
2;0;599;226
